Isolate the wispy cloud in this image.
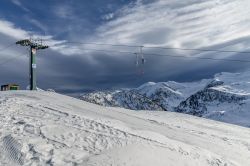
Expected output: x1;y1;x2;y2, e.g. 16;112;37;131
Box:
28;18;48;33
89;0;250;53
11;0;30;12
102;13;114;21
0;19;68;54
54;5;75;19
0;20;28;39
6;0;250;58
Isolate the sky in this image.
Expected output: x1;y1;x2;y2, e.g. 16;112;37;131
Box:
0;0;250;95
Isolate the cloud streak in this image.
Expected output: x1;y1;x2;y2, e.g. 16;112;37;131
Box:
90;0;250;53
10;0;30;12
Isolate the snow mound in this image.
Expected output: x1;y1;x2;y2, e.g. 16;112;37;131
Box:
0;91;250;165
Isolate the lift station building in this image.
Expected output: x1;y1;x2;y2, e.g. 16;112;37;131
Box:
1;84;20;91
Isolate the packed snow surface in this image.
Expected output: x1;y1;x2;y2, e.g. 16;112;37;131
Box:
0;91;250;165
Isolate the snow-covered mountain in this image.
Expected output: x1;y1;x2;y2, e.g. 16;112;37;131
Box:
176;72;250;127
81;80;209;111
0;91;250;165
81;71;250;127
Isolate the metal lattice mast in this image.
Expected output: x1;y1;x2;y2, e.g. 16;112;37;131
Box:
16;39;48;90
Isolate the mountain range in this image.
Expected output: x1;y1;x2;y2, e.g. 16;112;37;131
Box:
81;70;250;127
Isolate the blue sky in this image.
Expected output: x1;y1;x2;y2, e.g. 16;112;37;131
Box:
0;0;250;95
0;0;132;38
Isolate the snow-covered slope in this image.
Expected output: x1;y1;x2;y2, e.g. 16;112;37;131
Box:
81;71;250;127
1;91;250;165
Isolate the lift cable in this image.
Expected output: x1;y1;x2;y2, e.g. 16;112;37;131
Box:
0;53;27;66
63;41;250;54
0;43;16;52
49;46;250;63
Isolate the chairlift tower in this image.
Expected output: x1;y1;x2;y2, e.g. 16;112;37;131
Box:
16;39;48;90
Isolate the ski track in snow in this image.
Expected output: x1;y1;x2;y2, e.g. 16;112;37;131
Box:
0;91;249;165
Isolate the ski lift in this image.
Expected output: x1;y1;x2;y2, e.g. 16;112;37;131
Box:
141;56;146;65
140;46;145;65
134;46;146;75
135;53;139;66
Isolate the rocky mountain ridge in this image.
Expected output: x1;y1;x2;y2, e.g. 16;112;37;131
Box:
81;71;250;127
